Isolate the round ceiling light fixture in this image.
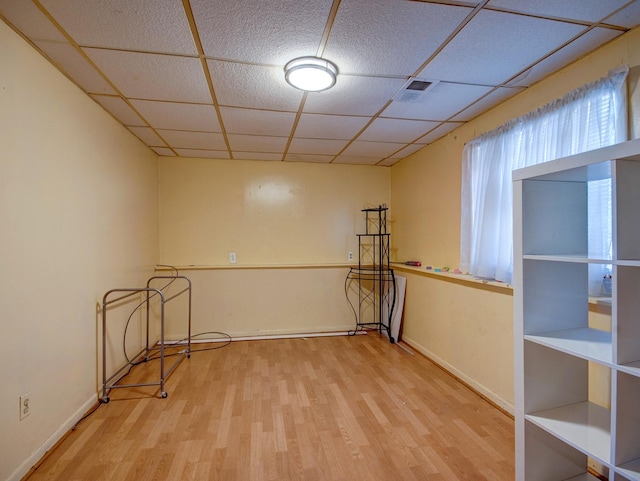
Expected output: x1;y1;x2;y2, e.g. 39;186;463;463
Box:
284;56;338;92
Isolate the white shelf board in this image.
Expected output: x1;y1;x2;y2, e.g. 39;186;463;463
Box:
525;328;612;366
617;360;640;378
526;401;612;465
617;457;640;481
563;474;600;481
523;254;613;264
616;259;640;267
513;138;640;182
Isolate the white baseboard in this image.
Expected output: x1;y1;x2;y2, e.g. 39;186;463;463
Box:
8;394;98;481
401;335;514;416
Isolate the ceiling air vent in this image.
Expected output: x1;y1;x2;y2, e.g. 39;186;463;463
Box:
393;77;439;103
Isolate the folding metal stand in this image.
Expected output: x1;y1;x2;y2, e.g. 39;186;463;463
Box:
101;275;191;402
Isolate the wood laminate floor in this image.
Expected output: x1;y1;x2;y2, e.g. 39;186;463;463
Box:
26;334;514;480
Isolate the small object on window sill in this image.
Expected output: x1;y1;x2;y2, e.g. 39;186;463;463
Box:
434;268;441;272
404;261;421;266
453;268;461;274
442;266;450;272
425;266;432;270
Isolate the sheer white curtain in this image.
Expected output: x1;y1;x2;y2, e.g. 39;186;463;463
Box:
460;66;628;289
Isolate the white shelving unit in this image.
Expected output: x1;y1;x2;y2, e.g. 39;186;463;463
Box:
513;138;640;481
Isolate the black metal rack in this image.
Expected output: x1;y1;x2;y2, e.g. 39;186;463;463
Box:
345;205;396;342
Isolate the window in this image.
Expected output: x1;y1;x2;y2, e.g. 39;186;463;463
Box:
460;67;628;292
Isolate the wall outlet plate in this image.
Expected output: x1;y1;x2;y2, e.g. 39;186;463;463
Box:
229;252;237;264
20;392;30;420
348;251;354;262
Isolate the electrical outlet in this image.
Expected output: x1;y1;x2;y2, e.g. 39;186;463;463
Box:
348;251;354;262
20;393;30;420
229;252;237;264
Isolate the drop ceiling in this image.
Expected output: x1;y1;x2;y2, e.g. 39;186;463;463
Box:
2;0;640;166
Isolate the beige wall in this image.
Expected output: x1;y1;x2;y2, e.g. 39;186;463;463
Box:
0;22;159;481
159;157;390;266
158;158;389;337
391;26;640;412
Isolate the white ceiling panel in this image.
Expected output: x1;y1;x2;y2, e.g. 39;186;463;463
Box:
607;1;640;27
332;156;383;166
34;40;116;95
295;113;370;140
324;0;473;76
39;0;197;55
157;130;226;150
377;157;401;167
84;49;211;103
341;141;406;158
0;1;66;41
285;153;334;163
219;107;296;137
381;82;494;121
234;152;284;161
227;134;288;153
151;147;175;157
208;60;303;111
387;143;429;159
451;87;524;122
303;75;406;116
418;10;586;86
507;27;623;88
4;0;638;167
91;95;145;126
487;0;630;23
288;138;349;155
415;122;465;144
191;0;333;65
175;149;230;159
130;100;221;132
128;127;167;147
359;118;440;143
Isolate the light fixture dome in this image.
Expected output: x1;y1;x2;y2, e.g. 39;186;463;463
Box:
284;56;338;92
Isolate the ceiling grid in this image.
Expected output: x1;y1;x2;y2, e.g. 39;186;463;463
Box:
1;0;639;165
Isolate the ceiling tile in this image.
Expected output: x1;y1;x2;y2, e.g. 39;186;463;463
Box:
303;75;406;116
381;82;494;121
130;100;221;132
358;118;440;143
451;87;524;121
507;27;623;87
91;95;145;126
208;60;303;111
34;40;115;95
152;147;175;156
418;9;586;85
387;143;428;159
288;138;349;155
0;1;66;41
377;158;401;167
295;113;370;139
606;1;640;27
219;107;295;136
332;156;383;166
227;134;288;153
158;130;227;150
39;0;197;55
340;141;406;158
191;0;333;65
285;153;334;163
415;122;464;144
234;152;283;161
324;0;473;76
487;0;630;24
175;149;230;159
128;126;167;147
84;48;211;103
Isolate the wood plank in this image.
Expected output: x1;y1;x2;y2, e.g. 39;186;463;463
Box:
24;334;514;480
